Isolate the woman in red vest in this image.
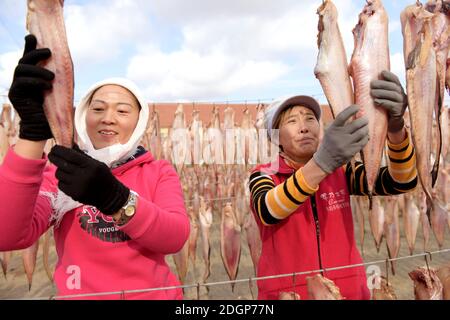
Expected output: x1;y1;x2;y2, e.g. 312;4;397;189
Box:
249;71;417;299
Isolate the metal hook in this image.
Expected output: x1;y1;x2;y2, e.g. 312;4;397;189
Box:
424;251;432;276
321;266;327;277
248;277;255;300
385;258;390;284
292;272;296;293
196;283;201;300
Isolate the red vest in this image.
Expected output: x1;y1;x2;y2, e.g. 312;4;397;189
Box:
251;156;370;300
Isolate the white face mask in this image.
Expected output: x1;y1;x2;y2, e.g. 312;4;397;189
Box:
82;142;135;168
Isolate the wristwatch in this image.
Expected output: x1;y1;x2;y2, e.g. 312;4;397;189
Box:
114;190;139;226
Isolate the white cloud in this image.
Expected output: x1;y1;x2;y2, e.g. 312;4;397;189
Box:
149;0;303;23
127;47;289;100
390;52;406;86
64;0;151;66
0;50;21;101
1;0;398;104
126;0;362;101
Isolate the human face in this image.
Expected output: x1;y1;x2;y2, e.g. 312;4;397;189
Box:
86;85;140;149
278;106;320;163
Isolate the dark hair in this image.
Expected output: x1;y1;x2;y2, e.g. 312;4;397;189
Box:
273;105;295;129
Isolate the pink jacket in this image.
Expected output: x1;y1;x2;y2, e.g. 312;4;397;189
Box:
0;147;190;299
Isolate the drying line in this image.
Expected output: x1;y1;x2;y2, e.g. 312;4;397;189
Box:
17;248;450;300
184;196;239;204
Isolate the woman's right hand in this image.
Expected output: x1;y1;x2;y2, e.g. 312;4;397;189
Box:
313;105;369;174
8;34;54;142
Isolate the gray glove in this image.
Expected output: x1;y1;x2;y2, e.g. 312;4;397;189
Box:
313;105;369;174
370;70;407;133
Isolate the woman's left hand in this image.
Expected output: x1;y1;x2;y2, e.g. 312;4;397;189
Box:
370;70;407;133
48;144;130;215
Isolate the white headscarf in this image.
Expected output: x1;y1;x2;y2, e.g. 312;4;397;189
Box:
75;77;149;167
43;78;149;227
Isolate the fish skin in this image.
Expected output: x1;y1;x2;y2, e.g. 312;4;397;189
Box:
425;0;450;186
315;0;354;119
240;107;258;166
11;110;20;145
42;228;54;283
171;104;189;173
434;167;448;206
198;196;212;283
306;274;343;300
418;190;431;251
146;108;162;160
0;125;9;161
403;6;437;215
354;196;367;256
223;106;235;166
436;265;450;300
244;210;262;276
172;239;189;285
371;275;397;300
255;104;268;166
0;104;13;138
430;193;448;248
409;267;443;300
279;291;301;300
26;0;74;147
190;109;203;166
187;205;199;271
440;108;449;159
22;240;39;290
211;106;224;168
349;0;390;195
403;193;420;255
220;202;241;291
234;184;246;228
1;251;12;278
446;52;450;93
369;197;385;252
401;3;434;63
383;196;400;274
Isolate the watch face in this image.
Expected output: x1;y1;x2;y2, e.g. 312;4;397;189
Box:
125;206;136;217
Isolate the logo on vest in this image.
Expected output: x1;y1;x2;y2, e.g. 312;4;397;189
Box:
319;189;349;212
77;206;130;243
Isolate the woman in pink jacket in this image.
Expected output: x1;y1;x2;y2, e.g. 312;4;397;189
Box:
0;35;190;299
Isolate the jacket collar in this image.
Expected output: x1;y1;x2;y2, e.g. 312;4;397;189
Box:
257;154;303;176
112;147;155;175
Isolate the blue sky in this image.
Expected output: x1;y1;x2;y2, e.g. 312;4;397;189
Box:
0;0;448;106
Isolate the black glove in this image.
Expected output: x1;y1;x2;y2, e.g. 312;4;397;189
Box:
313;105;369;173
48;144;130;215
8;34;54;141
370;70;407;133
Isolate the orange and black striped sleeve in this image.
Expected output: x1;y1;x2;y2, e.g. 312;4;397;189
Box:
346;131;417;196
249;168;318;225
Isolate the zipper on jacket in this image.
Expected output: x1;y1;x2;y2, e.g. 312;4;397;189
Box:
310;195;324;273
